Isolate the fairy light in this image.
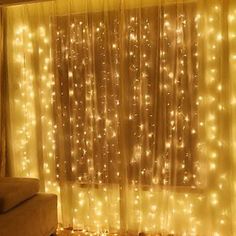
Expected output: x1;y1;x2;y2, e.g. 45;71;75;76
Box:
8;3;61;222
6;0;236;235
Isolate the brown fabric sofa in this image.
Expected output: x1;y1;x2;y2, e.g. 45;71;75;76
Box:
0;177;58;236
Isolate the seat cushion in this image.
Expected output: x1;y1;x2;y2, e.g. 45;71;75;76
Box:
0;177;40;213
0;193;58;236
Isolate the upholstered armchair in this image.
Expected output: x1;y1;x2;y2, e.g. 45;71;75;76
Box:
0;177;57;236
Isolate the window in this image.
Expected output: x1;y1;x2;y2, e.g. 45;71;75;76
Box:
53;2;200;187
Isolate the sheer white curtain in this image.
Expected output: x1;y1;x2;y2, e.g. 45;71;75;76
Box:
0;7;6;177
5;0;236;235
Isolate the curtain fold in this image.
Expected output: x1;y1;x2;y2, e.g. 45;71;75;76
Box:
4;0;236;235
229;0;236;232
0;7;6;178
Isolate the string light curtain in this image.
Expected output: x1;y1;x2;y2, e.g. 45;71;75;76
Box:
5;0;236;235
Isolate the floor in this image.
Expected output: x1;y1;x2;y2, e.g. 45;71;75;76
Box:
56;230;119;236
56;228;115;236
56;228;166;236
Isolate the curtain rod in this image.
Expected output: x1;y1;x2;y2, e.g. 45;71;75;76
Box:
0;0;196;7
55;0;196;16
0;0;54;6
